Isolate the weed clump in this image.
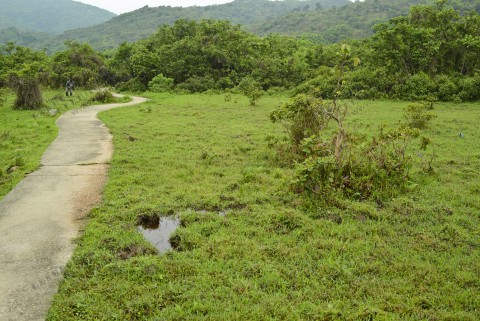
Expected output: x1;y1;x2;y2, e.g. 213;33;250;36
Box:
271;45;433;201
90;89;114;103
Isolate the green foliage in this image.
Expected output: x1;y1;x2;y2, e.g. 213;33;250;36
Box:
367;0;480;100
109;19;312;93
50;41;107;89
148;74;174;93
272;46;423;200
403;101;437;129
0;90;95;200
9;0;346;52
0;0;115;35
238;76;264;105
271;94;326;148
458;73;480;101
292;127;418;200
255;0;431;42
393;72;437;100
176;76;217;93
435;74;459;101
46;93;480;320
90;89;115;103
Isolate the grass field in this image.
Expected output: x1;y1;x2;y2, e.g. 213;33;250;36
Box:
0;90;99;200
44;93;479;320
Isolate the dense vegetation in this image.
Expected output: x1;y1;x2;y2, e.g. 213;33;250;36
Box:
0;0;348;52
3;0;480;53
2;1;479;104
0;0;115;35
1;1;479;319
45;93;479;320
255;0;431;42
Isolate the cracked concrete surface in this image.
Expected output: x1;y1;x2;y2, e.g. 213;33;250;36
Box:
0;95;147;321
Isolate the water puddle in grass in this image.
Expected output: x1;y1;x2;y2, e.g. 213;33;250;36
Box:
138;216;180;254
138;209;234;254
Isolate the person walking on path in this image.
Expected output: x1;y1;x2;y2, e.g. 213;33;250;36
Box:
66;79;74;96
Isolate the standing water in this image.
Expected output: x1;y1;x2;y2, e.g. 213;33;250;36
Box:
138;217;180;253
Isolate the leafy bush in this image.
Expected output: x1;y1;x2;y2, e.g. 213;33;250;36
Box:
393;72;436;101
403;102;436;129
292;127;418;200
238;76;264;106
271;46;428;201
435;74;458;101
148;74;174;93
176;76;217;93
270;94;327;149
273;94;419;200
116;78;146;92
90;89;114;103
292;66;336;99
458;74;480;101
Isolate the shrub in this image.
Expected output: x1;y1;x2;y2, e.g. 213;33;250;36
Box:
292;66;336;99
458;74;480;101
435;74;458;101
394;72;436;101
90;89;114;103
292;127;418;200
148;74;174;93
176;76;216;93
403;102;437;129
270;94;328;150
11;78;43;110
117;78;147;92
238;76;264;106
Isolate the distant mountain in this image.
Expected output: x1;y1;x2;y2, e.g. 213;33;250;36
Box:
4;0;477;52
1;0;349;52
253;0;432;42
0;0;116;35
254;0;480;43
0;27;54;50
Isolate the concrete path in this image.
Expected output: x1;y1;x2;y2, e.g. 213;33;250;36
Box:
0;94;147;321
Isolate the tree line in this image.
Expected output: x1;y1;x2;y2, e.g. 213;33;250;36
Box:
1;1;479;109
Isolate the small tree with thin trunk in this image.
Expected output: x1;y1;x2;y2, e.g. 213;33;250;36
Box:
9;62;43;110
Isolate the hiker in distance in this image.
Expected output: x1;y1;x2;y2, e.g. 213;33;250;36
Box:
66;78;74;96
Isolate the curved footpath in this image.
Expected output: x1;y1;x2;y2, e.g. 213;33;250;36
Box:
0;94;147;321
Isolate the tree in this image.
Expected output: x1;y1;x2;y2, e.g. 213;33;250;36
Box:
51;41;106;89
0;43;48;109
9;62;44;110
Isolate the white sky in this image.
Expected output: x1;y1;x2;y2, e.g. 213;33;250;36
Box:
75;0;235;14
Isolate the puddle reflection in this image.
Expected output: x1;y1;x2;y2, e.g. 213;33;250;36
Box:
138;217;180;253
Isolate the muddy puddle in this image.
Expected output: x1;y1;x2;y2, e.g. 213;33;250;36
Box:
138;216;180;253
138;210;233;254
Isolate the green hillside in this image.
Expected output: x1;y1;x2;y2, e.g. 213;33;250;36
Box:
256;0;480;42
3;0;479;52
254;0;432;42
0;0;115;34
0;0;348;52
56;0;348;51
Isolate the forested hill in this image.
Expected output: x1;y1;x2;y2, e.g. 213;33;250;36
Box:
255;0;480;42
0;0;348;52
57;0;348;50
254;0;432;42
3;0;479;52
0;0;116;34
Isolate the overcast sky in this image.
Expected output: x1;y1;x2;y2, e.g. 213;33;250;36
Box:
75;0;235;14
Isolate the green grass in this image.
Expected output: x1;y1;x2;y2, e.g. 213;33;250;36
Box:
46;93;479;320
0;90;99;200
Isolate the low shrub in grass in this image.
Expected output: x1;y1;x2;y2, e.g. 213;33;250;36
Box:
272;94;423;200
148;74;174;93
90;89;115;103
